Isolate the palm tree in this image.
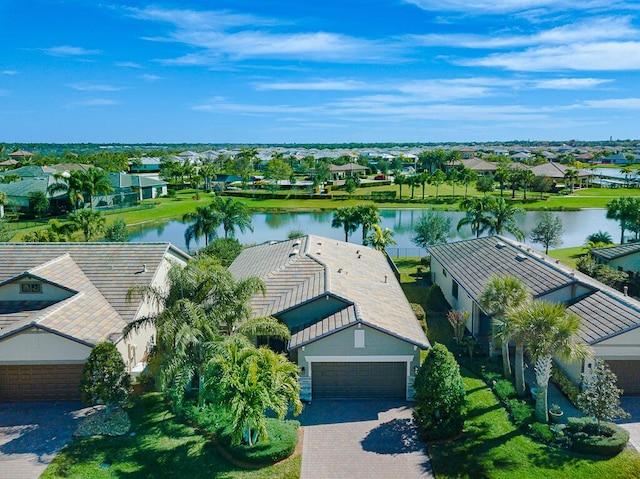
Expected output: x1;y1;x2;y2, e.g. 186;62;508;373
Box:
479;275;530;395
457;197;492;238
183;205;222;249
210;196;253;238
47;170;86;211
0;191;7;219
67;208;106;241
487;197;525;241
393;171;405;199
494;164;510;197
509;301;589;422
563;168;579;193
83;167;114;209
459;167;477;199
331;206;359;242
520;170;536;200
365;224;397;251
429;170;446;200
204;335;302;446
353;204;381;244
606;196;639;244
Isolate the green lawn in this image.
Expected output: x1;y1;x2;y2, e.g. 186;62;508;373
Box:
42;393;300;479
547;246;587;269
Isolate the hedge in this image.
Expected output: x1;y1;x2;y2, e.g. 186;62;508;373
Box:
550;362;580;406
566;417;629;456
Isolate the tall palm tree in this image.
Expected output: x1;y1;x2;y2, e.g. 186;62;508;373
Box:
479;275;530;392
365;224;397;251
606;196;639;244
0;191;7;219
47;170;86;211
509;301;589;421
353;204;381;244
457;197;492;238
487;197;525;241
494;164;510;197
331;206;359;242
210;196;253;239
204;335;302;446
183;205;222;249
520;170;536;200
67;208;106;241
83;167;114;209
564;168;579;193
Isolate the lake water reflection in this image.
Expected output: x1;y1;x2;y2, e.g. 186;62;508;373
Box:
129;208;620;255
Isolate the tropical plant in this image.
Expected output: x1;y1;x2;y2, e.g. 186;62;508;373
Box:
183;205;222;249
564;167;579;193
457;197;492;238
83;167;114;209
331;206;359;242
475;174;495;196
487;197;525;240
446;169;460;198
47;170;86;210
494;164;510;197
586;231;613;246
412;211;451;248
204;336;302;446
287;228;305;239
606;197;640;244
198;237;243;267
429;169;446;200
104;218;129;242
459;167;477;198
209;196;253;239
519;170;536;200
480;275;530;395
365;224;397;251
577;359;630;433
80;342;131;419
67;208;106;241
393;170;405;199
353;204;381;244
413;343;466;440
509;301;589;422
530;211;564;254
28;190;49;218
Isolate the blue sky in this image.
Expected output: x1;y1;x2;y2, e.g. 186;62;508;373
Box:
1;0;639;143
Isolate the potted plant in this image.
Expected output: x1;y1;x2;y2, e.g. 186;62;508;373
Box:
549;403;564;423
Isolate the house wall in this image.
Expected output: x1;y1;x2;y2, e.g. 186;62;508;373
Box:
278;296;349;330
600;255;640;274
430;257;475;332
592;328;640;360
297;324;422;400
0;280;73;302
0;327;91;364
537;283;591;304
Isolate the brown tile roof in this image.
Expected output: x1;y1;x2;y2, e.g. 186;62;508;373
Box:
230;235;429;349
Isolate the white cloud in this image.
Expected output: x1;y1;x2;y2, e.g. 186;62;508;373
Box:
192;98;319;115
2;70;18;75
140;74;163;82
255;80;367;91
404;0;621;14
534;78;612;89
115;61;142;68
463;41;640;71
580;98;640;109
69;83;125;91
127;6;277;30
43;45;101;56
68;98;118;108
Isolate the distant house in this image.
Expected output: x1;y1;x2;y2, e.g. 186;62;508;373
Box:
109;172;168;201
603;152;635;165
0;159;18;171
428;235;640;394
459;157;498;175
591;243;640;275
229;235;429;401
329;163;368;180
7;149;34;162
0;242;191;401
129;157;162;173
529;162;591;188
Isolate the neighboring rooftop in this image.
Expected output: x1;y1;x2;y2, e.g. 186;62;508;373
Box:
591;243;640;261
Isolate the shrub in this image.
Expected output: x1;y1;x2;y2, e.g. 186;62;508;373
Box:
550;363;580;406
80;342;131;414
528;422;554;443
410;303;427;334
414;343;466;441
505;398;535;428
493;379;517;401
566;417;629;456
425;284;450;312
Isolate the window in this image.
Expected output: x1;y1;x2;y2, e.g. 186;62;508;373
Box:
20;282;42;294
354;329;365;348
452;281;459;300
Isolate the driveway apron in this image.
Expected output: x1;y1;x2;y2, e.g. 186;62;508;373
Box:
298;400;434;479
0;401;86;479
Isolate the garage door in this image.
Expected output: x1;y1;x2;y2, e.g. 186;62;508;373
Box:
606;360;640;395
312;362;406;399
0;364;84;402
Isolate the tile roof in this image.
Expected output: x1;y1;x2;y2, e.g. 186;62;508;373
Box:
289;305;358;349
590;243;640;261
529;162;590;179
429;235;640;345
230;235;429;349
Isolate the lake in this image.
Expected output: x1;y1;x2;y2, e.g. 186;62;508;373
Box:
129;208;621;255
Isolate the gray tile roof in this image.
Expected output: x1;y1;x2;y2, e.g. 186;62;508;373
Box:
0;242;190;323
590;243;640;261
430;235;640;345
428;236;571;299
230;235;429;349
289;305;358;349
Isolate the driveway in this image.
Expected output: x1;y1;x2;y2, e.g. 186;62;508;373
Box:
298;400;434;479
619;396;640;452
0;401;87;479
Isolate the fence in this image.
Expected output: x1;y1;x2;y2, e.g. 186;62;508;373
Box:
386;247;426;258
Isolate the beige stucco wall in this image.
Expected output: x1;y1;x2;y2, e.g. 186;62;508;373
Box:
0;327;91;364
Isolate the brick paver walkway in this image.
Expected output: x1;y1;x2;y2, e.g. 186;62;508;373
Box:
0;401;87;479
298;400;434;479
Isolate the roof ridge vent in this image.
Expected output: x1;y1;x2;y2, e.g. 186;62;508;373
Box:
495;241;507;249
289;249;299;257
515;253;527;262
292;241;301;247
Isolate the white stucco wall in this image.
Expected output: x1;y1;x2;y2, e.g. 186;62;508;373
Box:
0;327;91;364
430;257;475;332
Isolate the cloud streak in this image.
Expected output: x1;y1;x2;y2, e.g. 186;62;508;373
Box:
43;45;101;56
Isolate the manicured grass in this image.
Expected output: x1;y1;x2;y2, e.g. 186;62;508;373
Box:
42;393;301;479
428;369;640;479
547;246;587;269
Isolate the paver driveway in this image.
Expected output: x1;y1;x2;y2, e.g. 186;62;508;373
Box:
298;399;434;479
0;401;87;479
